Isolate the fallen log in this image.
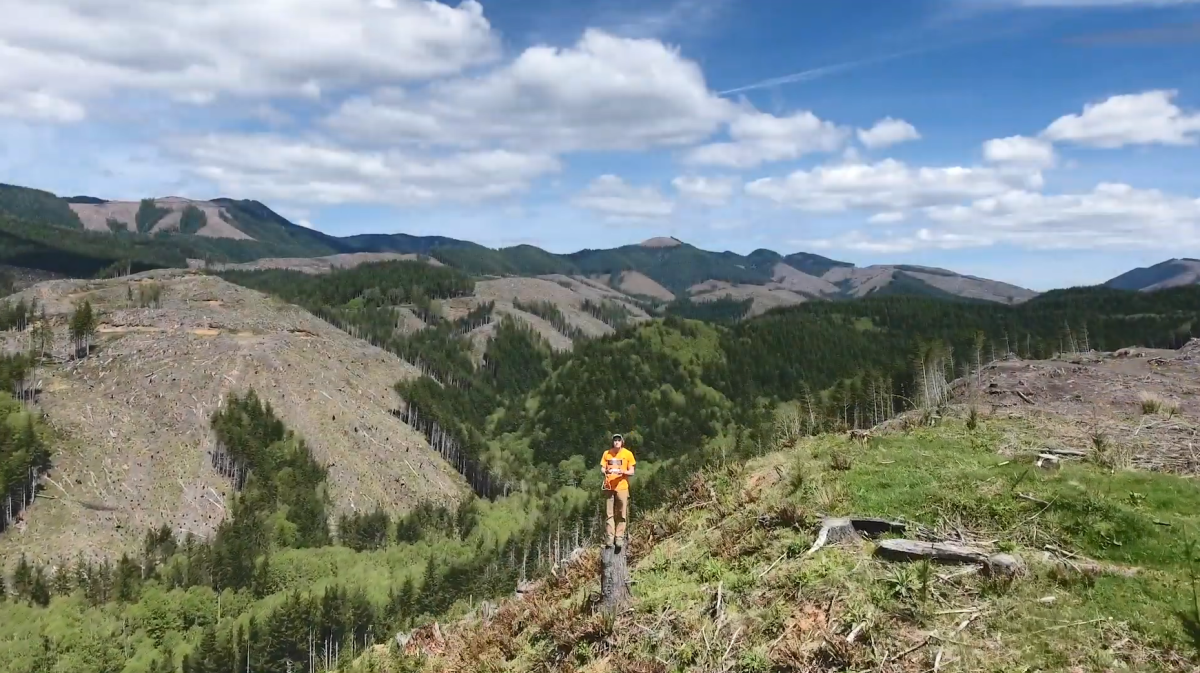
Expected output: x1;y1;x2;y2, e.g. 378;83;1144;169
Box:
875;539;990;564
875;539;1025;578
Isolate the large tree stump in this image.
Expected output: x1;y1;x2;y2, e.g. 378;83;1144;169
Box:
600;546;631;613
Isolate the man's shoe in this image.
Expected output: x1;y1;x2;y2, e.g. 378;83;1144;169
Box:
605;536;616;548
614;536;625;551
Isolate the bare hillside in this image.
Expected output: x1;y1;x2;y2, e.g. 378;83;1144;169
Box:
201;252;440;274
688;281;810;316
69;197;252;240
954;342;1200;474
1;271;466;564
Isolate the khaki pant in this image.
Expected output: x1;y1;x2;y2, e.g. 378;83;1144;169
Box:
605;489;629;542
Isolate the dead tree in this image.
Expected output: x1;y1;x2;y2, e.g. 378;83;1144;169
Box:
599;545;631;613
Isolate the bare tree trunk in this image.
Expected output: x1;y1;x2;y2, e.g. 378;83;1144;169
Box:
599;546;631;613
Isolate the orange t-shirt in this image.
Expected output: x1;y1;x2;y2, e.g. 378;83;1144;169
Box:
601;448;636;492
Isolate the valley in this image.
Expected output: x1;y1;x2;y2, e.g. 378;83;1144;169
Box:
1;184;1200;672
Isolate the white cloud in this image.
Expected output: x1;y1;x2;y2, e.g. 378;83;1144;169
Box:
325;29;734;153
804;182;1200;253
1042;90;1200;148
982;135;1057;167
0;91;85;123
671;175;738;205
173;134;560;206
924;183;1200;248
868;211;908;223
744;158;1043;211
572;175;674;220
684;109;848;168
857;118;921;149
0;0;498;120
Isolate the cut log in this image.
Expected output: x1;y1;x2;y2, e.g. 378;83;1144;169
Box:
1042;448;1088;458
600;545;632;613
875;539;990;564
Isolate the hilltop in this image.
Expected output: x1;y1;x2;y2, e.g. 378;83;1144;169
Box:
1106;258;1200;292
0;270;467;564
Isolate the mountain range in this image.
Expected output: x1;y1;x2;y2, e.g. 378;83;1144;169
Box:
0;181;1191;306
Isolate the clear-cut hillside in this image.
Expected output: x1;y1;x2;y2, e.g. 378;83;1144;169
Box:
69;197;253;239
0;271;466;564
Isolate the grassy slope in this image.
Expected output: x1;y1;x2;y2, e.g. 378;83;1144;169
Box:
355;413;1200;672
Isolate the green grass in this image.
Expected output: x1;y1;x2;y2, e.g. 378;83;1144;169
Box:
389;416;1200;672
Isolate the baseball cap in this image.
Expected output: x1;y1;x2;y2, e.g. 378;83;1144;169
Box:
611;433;623;441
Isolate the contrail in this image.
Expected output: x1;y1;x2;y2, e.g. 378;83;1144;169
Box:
716;40;969;96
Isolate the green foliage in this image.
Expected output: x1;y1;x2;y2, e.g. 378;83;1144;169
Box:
105;217;127;233
210;199;344;257
0;270;13;296
68;300;97;358
135;282;163;308
664;297;753;324
512;298;586;340
219;261;473;312
0;394;51;538
718;287;1200;411
580;298;634;329
0;296;37;332
178;205;207;235
135;199;170;234
0;183;82;229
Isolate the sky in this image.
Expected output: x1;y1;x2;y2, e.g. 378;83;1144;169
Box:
1;0;1199;290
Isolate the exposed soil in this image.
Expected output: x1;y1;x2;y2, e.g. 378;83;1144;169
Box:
955;343;1200;474
1;271;466;564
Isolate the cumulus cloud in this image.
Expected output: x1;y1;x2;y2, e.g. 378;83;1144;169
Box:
684;109;848;168
0;0;498;120
744;158;1043;211
1042;90;1200;148
923;183;1200;248
671;175;738;205
797;183;1200;253
857;118;921;149
982;135;1057;167
172;133;560;206
572;175;674;220
325;29;734;153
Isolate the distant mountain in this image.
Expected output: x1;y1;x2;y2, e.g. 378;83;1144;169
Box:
1105;259;1200;292
0;180;1040;305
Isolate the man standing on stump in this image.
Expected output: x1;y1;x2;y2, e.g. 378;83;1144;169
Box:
601;433;636;550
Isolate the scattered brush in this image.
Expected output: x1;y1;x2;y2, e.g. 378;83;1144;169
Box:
830;451;852;472
1138;391;1164;416
1090;431;1133;471
966;405;980;431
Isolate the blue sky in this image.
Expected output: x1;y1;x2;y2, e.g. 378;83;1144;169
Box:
1;0;1199;290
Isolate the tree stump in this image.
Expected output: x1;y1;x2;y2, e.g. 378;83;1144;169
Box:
600;545;631;613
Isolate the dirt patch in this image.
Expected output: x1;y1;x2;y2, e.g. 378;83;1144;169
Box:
1;270;468;565
615;271;674;301
689;283;810;317
956;346;1200;474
